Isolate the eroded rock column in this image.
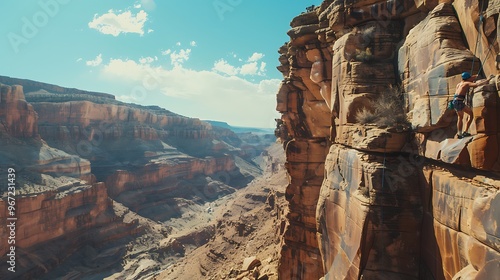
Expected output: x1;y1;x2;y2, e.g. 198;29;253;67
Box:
276;9;331;280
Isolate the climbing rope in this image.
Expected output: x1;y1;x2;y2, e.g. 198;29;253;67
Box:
470;16;484;74
467;27;497;105
470;0;488;74
474;38;495;79
467;3;495;105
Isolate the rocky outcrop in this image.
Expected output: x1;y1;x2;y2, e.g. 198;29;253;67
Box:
34;101;212;140
0;182;126;253
399;3;500;171
277;1;500;280
317;144;423;279
0;75;114;99
421;167;500;279
276;8;332;279
0;85;38;138
1;73;273;278
0;84;139;279
106;155;236;197
279;139;328;280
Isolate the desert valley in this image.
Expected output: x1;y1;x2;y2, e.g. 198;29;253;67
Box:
1;1;500;280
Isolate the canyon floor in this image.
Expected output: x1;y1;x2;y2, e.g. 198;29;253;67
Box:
36;143;287;280
154;143;287;280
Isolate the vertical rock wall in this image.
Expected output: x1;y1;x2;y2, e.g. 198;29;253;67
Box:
276;9;331;280
0;85;38;138
277;1;500;279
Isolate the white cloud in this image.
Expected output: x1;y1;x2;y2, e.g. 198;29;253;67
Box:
190;41;197;47
76;58;83;62
170;49;191;66
161;49;172;56
212;54;267;76
176;42;181;46
247;52;264;62
86;54;103;67
213;59;238;76
139;56;155;64
141;0;156;11
240;62;259;75
102;59;146;81
259;62;266;73
88;10;148;36
134;4;142;8
100;58;280;127
147;29;154;33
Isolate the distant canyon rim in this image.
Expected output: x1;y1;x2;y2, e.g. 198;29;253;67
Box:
1;1;500;280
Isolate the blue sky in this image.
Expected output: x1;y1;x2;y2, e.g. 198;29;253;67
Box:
1;0;322;128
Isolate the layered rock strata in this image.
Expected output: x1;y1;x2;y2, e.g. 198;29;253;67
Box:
0;77;260;278
106;155;236;197
276;9;331;279
34;101;212;141
0;76;114;99
0;84;138;279
277;1;500;280
0;85;38;138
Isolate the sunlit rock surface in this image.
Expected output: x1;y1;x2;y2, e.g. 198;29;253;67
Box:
276;1;500;279
0;77;272;279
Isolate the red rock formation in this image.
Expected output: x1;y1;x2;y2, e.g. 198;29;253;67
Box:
0;85;38;138
317;144;422;279
106;155;236;197
277;2;500;280
0;77;267;278
0;75;115;99
421;168;500;279
399;3;500;172
0;183;108;254
276;8;332;279
0;84;138;278
279;139;328;280
33;101;211;140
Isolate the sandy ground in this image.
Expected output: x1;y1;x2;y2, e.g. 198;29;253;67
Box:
22;143;287;280
151;143;287;280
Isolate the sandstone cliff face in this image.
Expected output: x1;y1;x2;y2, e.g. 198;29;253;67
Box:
0;78;270;278
0;85;38;138
0;84;139;278
106;155;236;198
0;76;114;99
34;101;212;141
29;100;243;204
277;1;500;280
1;182;113;251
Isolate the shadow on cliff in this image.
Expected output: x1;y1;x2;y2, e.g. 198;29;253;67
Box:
417;166;446;280
0;207;141;280
0;137;44;194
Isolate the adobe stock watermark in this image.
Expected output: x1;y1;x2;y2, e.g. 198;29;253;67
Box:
6;168;17;273
7;0;71;54
213;0;243;21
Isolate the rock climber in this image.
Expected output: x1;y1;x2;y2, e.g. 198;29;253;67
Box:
453;71;493;139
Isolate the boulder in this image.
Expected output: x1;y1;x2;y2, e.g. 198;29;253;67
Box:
241;256;261;271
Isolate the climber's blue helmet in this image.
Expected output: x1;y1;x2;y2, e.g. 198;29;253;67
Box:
462;72;472;80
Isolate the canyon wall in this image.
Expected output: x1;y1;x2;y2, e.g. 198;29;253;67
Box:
0;76;114;99
0;84;140;278
0;76;265;278
277;1;500;279
0;85;38;138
